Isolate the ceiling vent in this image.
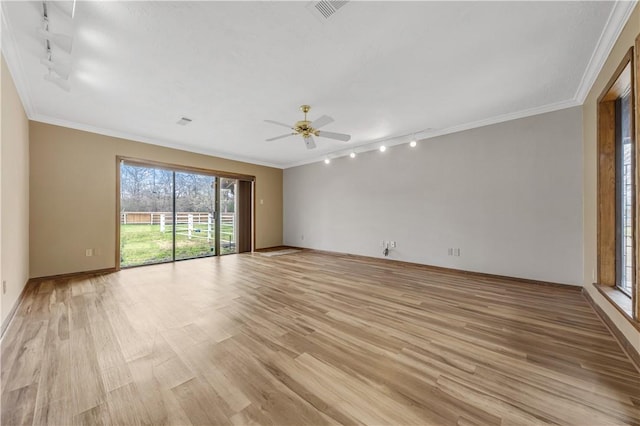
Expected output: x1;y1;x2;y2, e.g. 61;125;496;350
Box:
307;1;349;21
176;117;192;126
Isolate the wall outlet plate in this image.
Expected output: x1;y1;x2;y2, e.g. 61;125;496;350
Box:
85;249;93;257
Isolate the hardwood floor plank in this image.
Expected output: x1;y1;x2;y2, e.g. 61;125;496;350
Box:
1;383;38;426
3;320;47;392
1;251;639;425
70;326;106;415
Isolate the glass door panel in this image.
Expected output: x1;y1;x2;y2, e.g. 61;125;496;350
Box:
220;178;238;255
120;163;173;267
119;160;249;268
174;171;217;260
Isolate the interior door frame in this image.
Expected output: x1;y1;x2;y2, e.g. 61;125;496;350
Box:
115;156;255;270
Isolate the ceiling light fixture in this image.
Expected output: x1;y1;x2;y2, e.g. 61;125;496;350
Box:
40;2;74;91
308;129;434;165
324;158;331;164
40;56;70;80
38;21;73;52
44;70;70;91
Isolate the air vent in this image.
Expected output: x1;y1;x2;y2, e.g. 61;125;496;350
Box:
176;117;192;126
307;0;349;21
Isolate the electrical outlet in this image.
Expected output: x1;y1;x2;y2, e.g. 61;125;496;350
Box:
455;248;461;256
390;241;397;248
85;249;93;257
447;248;452;256
2;281;6;294
381;240;386;247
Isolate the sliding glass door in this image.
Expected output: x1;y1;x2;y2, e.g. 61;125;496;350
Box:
119;159;253;268
220;178;238;255
120;164;174;267
174;172;217;260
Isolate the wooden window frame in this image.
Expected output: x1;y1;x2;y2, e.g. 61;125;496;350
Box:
596;43;639;325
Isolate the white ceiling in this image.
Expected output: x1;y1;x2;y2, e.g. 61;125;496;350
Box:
1;1;635;168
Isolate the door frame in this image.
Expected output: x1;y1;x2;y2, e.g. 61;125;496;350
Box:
115;156;255;270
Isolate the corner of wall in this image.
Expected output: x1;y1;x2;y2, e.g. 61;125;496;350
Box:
1;53;31;332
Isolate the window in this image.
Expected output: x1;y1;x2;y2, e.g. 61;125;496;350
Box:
616;88;633;296
597;46;638;322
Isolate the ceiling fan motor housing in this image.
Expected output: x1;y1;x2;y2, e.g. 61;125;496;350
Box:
295;120;315;137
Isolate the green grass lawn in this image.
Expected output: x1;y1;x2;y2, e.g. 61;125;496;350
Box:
120;224;235;267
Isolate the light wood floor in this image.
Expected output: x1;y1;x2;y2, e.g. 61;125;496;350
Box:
2;251;639;425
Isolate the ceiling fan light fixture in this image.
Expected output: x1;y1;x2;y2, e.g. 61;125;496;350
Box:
265;105;350;149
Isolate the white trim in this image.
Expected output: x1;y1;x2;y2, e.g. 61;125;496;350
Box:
1;2;36;118
284;98;580;169
30;114;283;169
574;0;638;104
2;1;636;171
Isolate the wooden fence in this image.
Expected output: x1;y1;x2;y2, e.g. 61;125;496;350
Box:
121;212;236;245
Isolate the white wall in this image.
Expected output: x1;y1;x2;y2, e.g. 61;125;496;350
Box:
284;106;583;285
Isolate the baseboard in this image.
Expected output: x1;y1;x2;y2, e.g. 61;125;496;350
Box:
0;279;33;339
28;267;117;284
1;267;117;339
294;247;581;291
254;245;299;253
582;288;640;373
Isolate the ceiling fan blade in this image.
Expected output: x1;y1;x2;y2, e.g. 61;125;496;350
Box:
266;133;296;142
304;135;316;150
264;120;293;129
311;115;334;129
316;130;351;142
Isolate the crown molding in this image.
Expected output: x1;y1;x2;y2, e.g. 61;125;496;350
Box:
30;114;284;169
283;98;580;169
3;1;634;171
574;0;638;104
1;2;36;118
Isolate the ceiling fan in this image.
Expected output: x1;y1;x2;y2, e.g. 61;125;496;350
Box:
265;105;351;149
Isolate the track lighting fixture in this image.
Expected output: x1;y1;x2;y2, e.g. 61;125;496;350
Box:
314;129;432;165
40;58;70;80
44;70;70;91
39;26;73;52
40;1;74;91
